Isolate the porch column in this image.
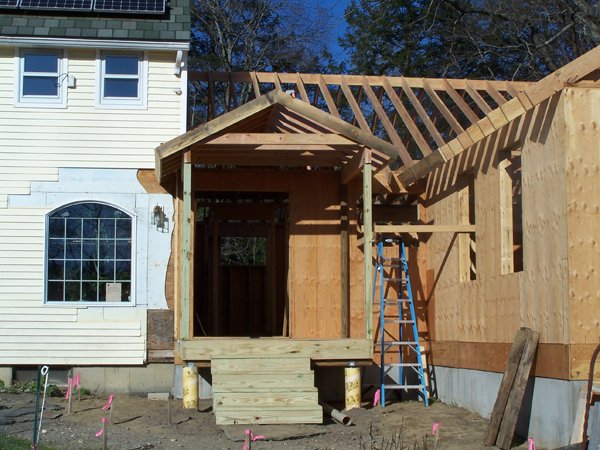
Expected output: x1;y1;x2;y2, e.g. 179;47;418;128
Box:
179;151;192;340
362;149;373;340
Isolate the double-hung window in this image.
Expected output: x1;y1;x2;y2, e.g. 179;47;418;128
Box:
16;49;67;107
97;52;147;108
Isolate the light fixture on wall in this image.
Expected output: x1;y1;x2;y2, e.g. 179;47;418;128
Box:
151;204;169;233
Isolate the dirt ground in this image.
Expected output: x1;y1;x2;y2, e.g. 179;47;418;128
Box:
0;392;534;450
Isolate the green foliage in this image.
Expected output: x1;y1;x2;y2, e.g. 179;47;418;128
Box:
342;0;600;80
0;381;61;396
0;434;60;450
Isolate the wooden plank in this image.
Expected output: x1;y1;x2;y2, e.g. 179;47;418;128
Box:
213;389;318;408
318;75;340;118
295;73;309;103
399;77;446;148
339;76;370;131
382;78;432;156
179;154;192;341
202;133;356;146
188;71;533;92
485;81;508;106
341;151;364;185
484;328;529;446
250;72;261;98
375;224;475;233
340;184;350;338
363;150;373;340
361;78;412;165
212;356;309;374
215;406;322;425
147;310;174;350
495;328;540;449
181;338;372;360
442;79;480;124
464;81;492;115
422;78;466;137
213;371;315;390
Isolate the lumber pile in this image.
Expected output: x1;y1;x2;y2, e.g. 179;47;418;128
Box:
484;327;539;449
211;355;322;425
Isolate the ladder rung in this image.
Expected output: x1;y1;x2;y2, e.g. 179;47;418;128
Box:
382;341;417;345
384;384;425;389
383;319;414;324
384;277;406;282
383;363;420;367
383;299;411;303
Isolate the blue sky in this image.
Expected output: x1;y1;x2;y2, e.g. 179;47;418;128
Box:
309;0;352;63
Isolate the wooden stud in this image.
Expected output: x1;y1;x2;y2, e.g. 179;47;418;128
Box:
362;149;373;340
340;184;349;338
374;224;475;233
179;153;192;341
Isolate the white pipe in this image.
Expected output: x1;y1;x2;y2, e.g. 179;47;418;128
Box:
321;402;352;426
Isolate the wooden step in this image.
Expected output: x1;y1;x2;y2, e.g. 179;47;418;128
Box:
215;406;323;425
213;389;318;409
213;372;315;390
211;356;310;374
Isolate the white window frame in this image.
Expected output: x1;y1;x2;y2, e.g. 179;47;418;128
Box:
96;50;148;109
43;200;137;307
15;48;68;108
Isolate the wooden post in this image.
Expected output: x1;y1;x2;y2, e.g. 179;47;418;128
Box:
340;184;350;338
180;152;192;340
362;150;373;340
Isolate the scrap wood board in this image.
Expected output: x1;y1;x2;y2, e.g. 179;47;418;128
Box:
484;327;540;448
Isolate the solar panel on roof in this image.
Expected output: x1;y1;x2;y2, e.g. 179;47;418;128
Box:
93;0;165;14
0;0;19;8
19;0;93;10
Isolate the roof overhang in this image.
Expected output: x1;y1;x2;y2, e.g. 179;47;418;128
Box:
0;36;189;51
155;90;395;186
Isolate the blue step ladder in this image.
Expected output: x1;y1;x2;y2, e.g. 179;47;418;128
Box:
374;238;428;406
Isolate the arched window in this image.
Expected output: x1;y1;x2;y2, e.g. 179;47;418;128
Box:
46;202;133;303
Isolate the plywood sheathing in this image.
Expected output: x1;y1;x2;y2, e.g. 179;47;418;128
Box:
424;89;600;380
564;88;600;377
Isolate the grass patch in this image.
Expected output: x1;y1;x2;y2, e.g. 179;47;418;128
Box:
0;433;61;450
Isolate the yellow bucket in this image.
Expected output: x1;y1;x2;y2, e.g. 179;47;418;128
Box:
344;367;361;410
182;364;198;409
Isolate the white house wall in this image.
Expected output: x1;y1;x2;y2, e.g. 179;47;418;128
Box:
0;46;183;365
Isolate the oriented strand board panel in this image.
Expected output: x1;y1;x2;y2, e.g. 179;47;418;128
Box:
520;94;569;344
563;88;600;348
425;94;570;345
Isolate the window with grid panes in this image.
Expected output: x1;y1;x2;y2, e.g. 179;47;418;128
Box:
46;202;133;303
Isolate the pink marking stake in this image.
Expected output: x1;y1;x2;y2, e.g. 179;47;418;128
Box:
373;389;381;407
432;422;441;450
242;429;265;450
528;438;536;450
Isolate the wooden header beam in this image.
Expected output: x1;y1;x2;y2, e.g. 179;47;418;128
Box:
375;224;476;233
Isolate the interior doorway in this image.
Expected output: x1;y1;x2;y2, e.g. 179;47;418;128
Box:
193;192;288;337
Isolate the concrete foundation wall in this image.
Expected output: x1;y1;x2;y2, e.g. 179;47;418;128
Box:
76;364;175;395
434;365;584;448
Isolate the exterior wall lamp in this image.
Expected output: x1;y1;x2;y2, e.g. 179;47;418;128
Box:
151;204;169;233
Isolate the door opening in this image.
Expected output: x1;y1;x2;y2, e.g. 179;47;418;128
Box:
193;192;288;337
